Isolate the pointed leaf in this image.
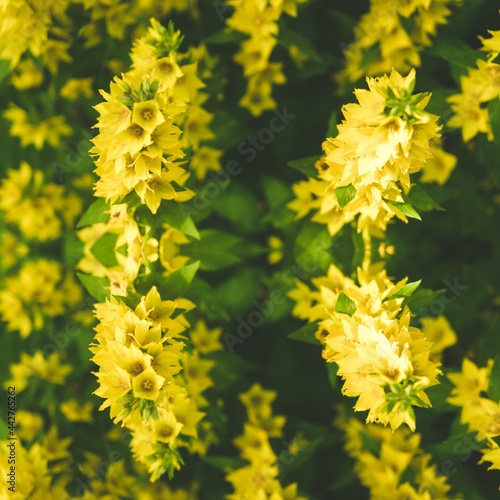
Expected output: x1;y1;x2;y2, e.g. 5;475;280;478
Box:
335;291;357;316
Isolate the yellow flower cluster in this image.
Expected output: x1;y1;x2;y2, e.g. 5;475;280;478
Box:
91;76;191;212
447;358;500;476
75;0;196;48
337;0;455;88
0;162;82;241
420;139;457;186
130;20;223;181
0;259;82;338
226;384;305;500
0;0;72;71
86;22;225;481
4;105;72;150
92;19;221;209
226;0;306;116
448;27;500;142
290;264;443;430
289;69;442;238
287;67;457;434
76;454;194;499
90;282;219;481
4;351;72;391
0;428;73;499
339;415;455;498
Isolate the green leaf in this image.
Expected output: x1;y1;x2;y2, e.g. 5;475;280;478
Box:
479;316;500;365
335;184;357;209
0;60;10;85
159;200;200;239
325;111;338;138
488;98;500;144
158;261;200;299
262;175;295;228
404;288;444;315
294;220;333;274
76;272;110;302
204;456;247;472
0;417;8;440
90;232;119;268
214;182;260;232
287;322;319;345
335;291;357;316
405;184;444;212
386;280;421;301
215;268;262;317
208;110;253;150
185;229;241;271
185;278;230;321
278;24;324;63
427;38;481;83
287;156;320;178
386;200;422;220
77;198;111;228
325;362;338;389
204;29;246;45
488;357;500;402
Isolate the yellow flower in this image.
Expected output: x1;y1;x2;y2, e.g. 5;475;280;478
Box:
154;409;184;445
190;319;223;354
190;146;222;180
447;358;492;409
61;400;94;423
10;58;43;89
15;411;43;442
132;367;165;400
240;383;277;423
60;77;94;100
132;100;166;132
420;315;457;362
421;139;457;185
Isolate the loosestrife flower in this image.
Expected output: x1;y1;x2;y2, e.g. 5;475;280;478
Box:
226;0;306;116
339;414;457;498
91;69;192;211
0;259;82;338
0;432;73;498
226;384;305;499
0;162;82;241
289;264;442;431
0;0;72;70
91;287;198;478
74;0;196;48
4;104;72;150
448;358;500;477
130;20;223;181
289;69;441;237
448;26;500;142
4;351;72;391
420;138;457;185
337;0;456;88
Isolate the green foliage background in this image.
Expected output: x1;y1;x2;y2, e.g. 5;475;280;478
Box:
1;0;500;498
